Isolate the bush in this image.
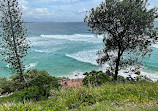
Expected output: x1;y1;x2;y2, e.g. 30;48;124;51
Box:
24;69;50;84
116;75;126;83
83;70;112;86
21;86;40;101
0;69;61;101
0;77;13;94
135;75;152;82
29;73;61;97
19;70;61;101
10;74;25;91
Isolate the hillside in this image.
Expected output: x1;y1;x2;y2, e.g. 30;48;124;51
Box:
0;82;158;111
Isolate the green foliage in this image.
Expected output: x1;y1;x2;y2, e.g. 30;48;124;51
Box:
85;0;158;81
83;71;112;86
20;69;61;100
135;75;152;82
9;74;24;91
71;100;158;111
0;82;157;110
117;75;126;83
21;86;40;101
0;69;61;101
0;77;13;94
25;69;49;79
45;82;158;110
0;91;23;104
29;72;60;97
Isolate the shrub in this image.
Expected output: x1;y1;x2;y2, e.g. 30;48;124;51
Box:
0;77;13;94
10;74;25;91
135;75;152;82
19;70;61;100
0;69;61;102
9;69;61;91
24;69;49;84
30;73;60;97
83;70;112;86
116;75;126;83
21;86;40;101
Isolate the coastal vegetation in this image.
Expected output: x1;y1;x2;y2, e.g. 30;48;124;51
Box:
0;69;158;110
0;78;158;110
0;0;158;111
0;69;60;100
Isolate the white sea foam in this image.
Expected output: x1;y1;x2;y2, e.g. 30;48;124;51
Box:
25;63;37;69
34;49;57;53
40;34;103;43
28;36;65;47
118;68;158;82
6;62;38;71
66;49;99;65
67;68;158;82
152;43;158;48
58;70;86;79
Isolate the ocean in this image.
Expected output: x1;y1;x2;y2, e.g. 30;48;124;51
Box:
0;22;158;81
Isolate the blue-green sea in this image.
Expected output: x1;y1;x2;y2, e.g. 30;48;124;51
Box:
0;22;158;81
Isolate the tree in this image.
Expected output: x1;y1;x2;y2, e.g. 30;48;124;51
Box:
0;0;30;86
85;0;158;82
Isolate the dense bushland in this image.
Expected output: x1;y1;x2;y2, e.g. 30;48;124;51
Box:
0;69;61;101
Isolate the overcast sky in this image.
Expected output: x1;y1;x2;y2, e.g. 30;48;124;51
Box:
19;0;158;22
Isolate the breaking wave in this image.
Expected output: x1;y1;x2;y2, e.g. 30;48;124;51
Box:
40;34;103;43
66;49;99;65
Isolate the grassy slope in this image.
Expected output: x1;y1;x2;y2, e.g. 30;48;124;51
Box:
71;101;158;111
0;82;158;111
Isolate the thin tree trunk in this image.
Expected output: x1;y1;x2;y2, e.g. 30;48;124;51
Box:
7;1;27;87
114;49;121;83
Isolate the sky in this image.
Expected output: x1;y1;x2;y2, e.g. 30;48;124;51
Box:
19;0;158;22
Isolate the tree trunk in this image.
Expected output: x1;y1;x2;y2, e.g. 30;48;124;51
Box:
8;1;27;87
114;49;121;83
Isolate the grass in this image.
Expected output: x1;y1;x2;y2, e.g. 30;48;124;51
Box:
0;91;23;104
71;101;158;111
0;82;158;111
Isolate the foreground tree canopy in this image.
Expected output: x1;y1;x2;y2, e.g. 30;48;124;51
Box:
0;0;30;86
85;0;158;81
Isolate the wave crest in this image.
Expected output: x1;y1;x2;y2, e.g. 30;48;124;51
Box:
40;34;103;43
66;50;99;65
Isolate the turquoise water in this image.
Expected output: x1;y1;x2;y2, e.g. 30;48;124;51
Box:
0;22;158;80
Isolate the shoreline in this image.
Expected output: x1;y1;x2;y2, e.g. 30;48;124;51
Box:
1;67;158;82
58;68;158;82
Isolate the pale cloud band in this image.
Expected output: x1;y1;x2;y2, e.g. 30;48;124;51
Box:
18;0;158;22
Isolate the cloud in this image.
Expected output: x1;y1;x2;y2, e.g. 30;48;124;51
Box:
17;0;158;22
18;0;54;20
27;8;54;18
18;0;29;11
